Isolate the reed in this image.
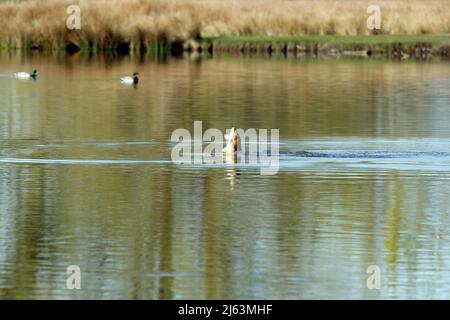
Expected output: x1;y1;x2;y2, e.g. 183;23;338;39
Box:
0;0;449;51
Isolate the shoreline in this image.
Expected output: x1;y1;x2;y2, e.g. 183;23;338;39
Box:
2;35;449;59
199;34;450;58
1;0;449;57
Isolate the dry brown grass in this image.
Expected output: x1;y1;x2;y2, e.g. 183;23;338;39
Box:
0;0;449;50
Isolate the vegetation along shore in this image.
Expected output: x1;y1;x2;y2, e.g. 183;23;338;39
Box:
0;0;449;57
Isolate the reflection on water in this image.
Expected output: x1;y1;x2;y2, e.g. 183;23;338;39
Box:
0;52;449;299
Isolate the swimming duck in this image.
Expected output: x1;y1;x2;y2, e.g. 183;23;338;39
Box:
14;69;37;79
223;127;241;153
120;72;139;84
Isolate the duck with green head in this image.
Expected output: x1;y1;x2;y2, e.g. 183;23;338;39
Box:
120;72;139;84
14;69;37;79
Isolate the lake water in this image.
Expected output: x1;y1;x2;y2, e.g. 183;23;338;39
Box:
0;51;449;299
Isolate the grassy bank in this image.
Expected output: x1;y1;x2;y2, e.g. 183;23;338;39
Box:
203;34;450;57
0;0;449;54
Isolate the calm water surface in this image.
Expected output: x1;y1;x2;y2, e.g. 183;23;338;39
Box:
0;52;449;299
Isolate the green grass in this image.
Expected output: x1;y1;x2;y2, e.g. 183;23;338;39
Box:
203;34;450;53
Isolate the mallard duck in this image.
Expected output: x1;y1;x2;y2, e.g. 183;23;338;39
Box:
14;69;37;79
120;72;139;84
223;127;241;153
